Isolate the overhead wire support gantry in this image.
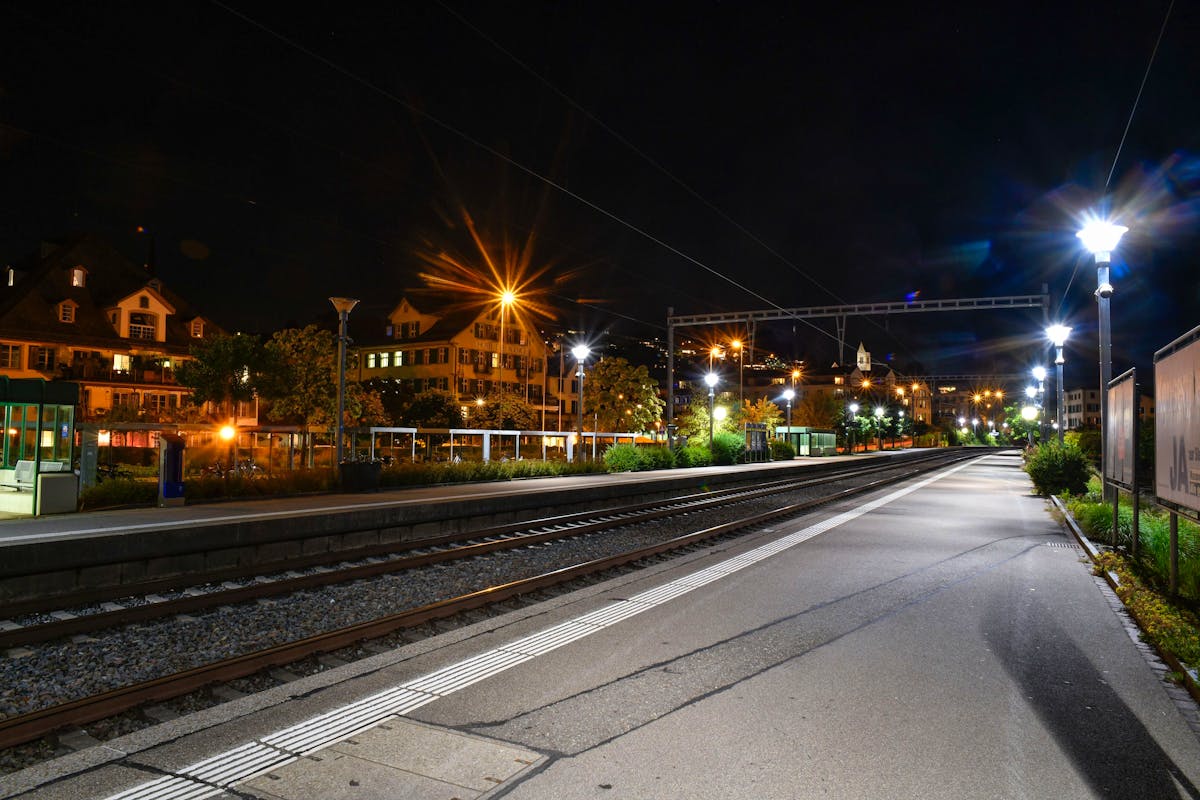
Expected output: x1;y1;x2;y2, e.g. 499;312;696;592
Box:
665;290;1050;429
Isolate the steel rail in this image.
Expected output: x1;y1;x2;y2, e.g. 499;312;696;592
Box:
0;454;941;619
0;455;954;648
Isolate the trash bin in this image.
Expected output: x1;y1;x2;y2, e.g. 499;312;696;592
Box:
339;460;382;492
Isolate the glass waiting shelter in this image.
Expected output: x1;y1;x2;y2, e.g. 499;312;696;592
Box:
0;378;79;516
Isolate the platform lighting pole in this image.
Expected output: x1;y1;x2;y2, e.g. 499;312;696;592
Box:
783;388;794;445
874;406;884;451
1046;324;1072;445
848;402;859;453
1032;366;1047;443
329;297;358;468
1078;218;1127;501
572;344;589;462
732;339;743;411
705;372;719;450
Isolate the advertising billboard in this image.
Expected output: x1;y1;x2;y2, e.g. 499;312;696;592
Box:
1105;370;1136;488
1154;326;1200;514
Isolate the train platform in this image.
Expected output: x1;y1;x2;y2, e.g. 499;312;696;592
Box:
5;450;1199;799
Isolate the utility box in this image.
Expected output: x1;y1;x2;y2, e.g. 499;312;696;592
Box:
159;433;186;507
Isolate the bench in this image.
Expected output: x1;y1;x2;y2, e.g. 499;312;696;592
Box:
2;460;70;491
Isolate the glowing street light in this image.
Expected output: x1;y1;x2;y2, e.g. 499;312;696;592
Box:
705;372;719;450
1046;324;1072;445
572;344;589;462
498;289;516;397
782;388;794;440
848;401;860;453
874;406;884;451
731;339;744;411
1078;216;1127;499
329;296;359;468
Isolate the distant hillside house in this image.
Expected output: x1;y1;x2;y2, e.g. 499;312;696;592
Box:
351;296;563;419
0;234;224;422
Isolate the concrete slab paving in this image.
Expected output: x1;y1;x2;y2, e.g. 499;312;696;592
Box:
238;718;542;800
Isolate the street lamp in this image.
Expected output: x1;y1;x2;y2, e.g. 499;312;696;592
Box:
572;344;589;462
782;388;794;442
705;372;719;450
897;410;905;448
874;406;884;452
1032;365;1047;443
848;401;859;453
329;297;359;467
498;289;515;397
1046;324;1072;445
731;339;743;411
1078;216;1127;499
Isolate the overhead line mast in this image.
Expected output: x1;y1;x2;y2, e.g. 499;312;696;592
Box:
665;290;1051;430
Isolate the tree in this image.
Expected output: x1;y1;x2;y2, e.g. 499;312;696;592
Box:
405;389;464;428
470;391;539;430
741;397;782;430
584;356;664;433
794;391;844;429
260;325;338;427
176;333;265;420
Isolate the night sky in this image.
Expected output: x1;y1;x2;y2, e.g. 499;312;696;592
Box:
3;2;1198;386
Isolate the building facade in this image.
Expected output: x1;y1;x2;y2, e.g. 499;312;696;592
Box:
0;235;222;422
351;297;571;423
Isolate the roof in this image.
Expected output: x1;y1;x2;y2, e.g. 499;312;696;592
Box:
0;234;224;351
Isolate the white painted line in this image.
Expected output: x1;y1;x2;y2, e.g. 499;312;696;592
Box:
103;456;981;800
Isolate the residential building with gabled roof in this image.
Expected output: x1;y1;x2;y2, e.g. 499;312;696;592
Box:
0;234;225;422
350;294;565;421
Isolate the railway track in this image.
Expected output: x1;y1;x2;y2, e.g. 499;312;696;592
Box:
0;452;956;649
0;449;982;759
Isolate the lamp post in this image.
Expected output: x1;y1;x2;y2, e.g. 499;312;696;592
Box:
1046;324;1072;445
1032;366;1047;443
498;289;515;397
782;388;794;446
848;402;859;453
897;410;905;448
1078;218;1127;500
329;297;359;468
874;406;884;452
572;344;589;462
731;339;744;412
704;372;719;450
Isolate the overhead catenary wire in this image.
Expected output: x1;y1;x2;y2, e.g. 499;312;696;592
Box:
207;1;849;351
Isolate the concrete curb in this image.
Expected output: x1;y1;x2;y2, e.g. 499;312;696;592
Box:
1051;494;1200;706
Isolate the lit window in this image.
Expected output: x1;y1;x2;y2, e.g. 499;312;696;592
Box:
70;267;87;287
366;353;377;369
394;350;403;366
128;312;156;340
113;354;132;372
190;319;204;338
380;352;390;368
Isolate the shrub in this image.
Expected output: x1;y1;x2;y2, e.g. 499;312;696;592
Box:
674;444;712;467
78;477;157;510
1024;441;1090;496
711;431;746;466
603;443;643;472
770;438;796;461
639;445;676;470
